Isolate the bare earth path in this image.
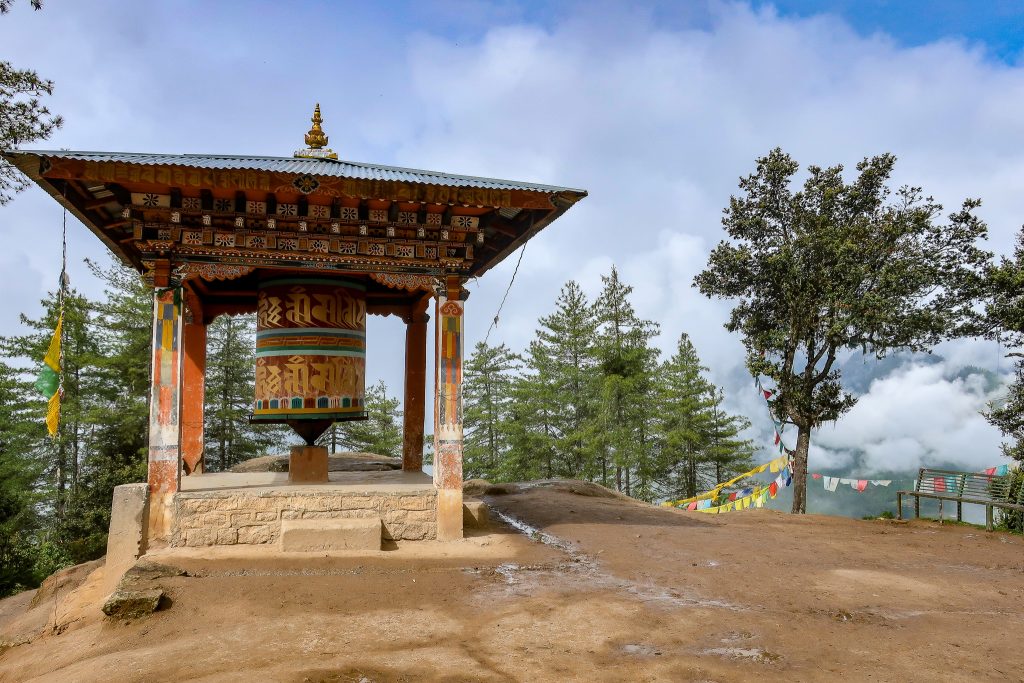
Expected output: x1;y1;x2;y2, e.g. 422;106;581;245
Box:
1;484;1023;682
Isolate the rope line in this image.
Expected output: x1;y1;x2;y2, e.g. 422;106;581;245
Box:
483;241;527;346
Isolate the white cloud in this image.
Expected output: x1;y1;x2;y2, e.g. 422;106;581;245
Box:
815;362;1010;474
0;2;1019;471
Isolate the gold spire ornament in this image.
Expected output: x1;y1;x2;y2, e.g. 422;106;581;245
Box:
294;104;338;159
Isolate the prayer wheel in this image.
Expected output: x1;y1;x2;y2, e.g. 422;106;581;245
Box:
251;276;367;443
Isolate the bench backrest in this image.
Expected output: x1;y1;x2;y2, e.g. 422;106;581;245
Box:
915;468;1011;502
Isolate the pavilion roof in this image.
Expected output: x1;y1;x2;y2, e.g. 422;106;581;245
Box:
17;150;586;195
4;147;586;283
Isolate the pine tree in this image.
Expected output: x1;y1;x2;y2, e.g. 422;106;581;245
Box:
463;342;520;479
1;1;62;205
332;380;402;457
526;281;600;479
591;266;660;496
0;360;46;596
205;314;282;470
703;387;756;486
655;334;717;498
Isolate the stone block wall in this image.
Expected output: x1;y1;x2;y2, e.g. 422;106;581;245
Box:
171;489;437;547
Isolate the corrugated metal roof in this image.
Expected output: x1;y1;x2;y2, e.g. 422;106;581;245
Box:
19;149;586;195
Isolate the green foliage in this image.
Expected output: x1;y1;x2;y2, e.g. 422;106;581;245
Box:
984;228;1024;463
0;1;62;205
322;380;402;457
591;267;661;498
696;148;990;513
463;342;520;479
205;314;285;470
460;268;756;504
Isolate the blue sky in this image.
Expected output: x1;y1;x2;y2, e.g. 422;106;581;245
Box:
0;0;1019;472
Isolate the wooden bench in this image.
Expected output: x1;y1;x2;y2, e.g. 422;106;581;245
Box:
897;467;1023;531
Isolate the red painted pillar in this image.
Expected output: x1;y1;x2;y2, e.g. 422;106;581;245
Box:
181;315;206;475
148;287;184;542
433;277;465;541
402;297;429;472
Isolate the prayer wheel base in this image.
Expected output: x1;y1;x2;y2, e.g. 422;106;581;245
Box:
289;445;329;483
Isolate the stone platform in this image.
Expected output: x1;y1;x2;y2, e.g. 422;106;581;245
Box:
171;470;437;547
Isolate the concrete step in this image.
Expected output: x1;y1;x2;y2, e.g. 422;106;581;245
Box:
280;517;382;552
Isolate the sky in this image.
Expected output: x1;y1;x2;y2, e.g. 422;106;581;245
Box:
0;0;1021;480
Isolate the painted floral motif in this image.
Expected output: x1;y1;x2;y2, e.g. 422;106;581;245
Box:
214;198;233;212
398;211;417;224
308;239;329;253
182;197;201;210
367;243;385;256
368;209;387;222
395;245;415;258
277;203;298;216
247;201;267;214
339;207;358;220
279;238;299;251
338;242;357;255
292;174;320;194
426;213;442;225
309;205;330;219
451;215;479;229
214;233;235;247
247;235;267;249
182;231;203;245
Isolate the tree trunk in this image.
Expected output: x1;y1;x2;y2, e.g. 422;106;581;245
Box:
615;465;622;492
624;467;631;497
791;425;811;514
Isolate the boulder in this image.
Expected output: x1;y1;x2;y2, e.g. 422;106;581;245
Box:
101;589;164;620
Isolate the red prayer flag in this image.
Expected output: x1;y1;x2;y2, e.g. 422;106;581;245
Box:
774;431;781;445
763;390;773;400
728;492;737;501
856;480;868;492
934;477;946;492
686;501;698;511
768;481;779;498
812;473;822;480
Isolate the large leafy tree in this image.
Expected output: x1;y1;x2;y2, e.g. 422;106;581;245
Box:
1;0;63;205
984;228;1024;463
696;149;989;513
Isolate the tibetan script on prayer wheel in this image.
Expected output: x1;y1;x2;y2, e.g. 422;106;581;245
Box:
252;277;367;432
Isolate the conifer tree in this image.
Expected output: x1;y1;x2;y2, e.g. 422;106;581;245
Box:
703;387;756;485
463;341;520;479
655;333;717;498
332;380;403;457
0;360;46;596
591;266;660;495
205;314;281;470
526;281;600;479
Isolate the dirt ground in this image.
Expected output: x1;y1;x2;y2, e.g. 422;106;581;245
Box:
1;483;1023;682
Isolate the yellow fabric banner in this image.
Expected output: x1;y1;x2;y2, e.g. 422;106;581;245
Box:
663;453;788;508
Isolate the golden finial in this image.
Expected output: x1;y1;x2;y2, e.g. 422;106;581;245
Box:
295;104;338;159
304;103;328;149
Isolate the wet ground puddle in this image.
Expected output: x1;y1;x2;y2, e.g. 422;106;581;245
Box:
473;507;738;611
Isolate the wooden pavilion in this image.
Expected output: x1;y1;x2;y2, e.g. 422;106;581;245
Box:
5;107;585;544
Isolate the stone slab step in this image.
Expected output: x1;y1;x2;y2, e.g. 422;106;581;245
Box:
280;517;382;552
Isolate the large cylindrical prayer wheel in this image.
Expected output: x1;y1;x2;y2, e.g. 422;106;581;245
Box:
252;276;367;441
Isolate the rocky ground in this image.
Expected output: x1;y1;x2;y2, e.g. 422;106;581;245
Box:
1;481;1023;682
